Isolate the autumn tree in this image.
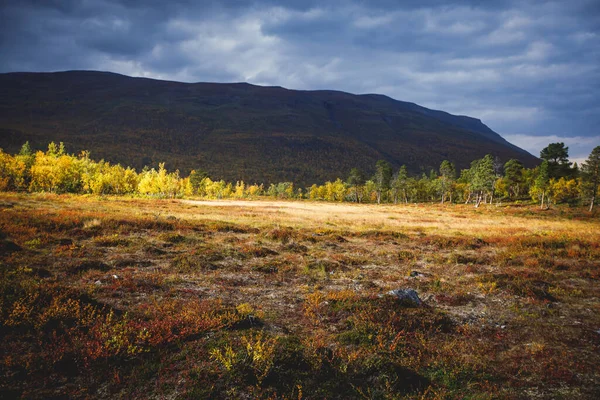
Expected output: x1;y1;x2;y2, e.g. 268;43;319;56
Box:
0;149;26;191
234;181;246;198
325;179;347;202
29;142;85;193
581;146;600;211
549;178;580;206
202;178;232;199
246;183;264;197
363;180;378;202
137;163;184;198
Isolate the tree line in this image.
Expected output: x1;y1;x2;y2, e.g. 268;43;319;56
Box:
1;141;599;211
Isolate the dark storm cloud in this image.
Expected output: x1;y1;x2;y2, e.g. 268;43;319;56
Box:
1;0;599;159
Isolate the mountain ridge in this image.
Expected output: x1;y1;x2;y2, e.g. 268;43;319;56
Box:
0;70;538;185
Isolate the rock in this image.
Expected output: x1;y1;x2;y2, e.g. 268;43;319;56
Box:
0;240;21;253
71;261;110;274
388;288;422;307
32;267;52;278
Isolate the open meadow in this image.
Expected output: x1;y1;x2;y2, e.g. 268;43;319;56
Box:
1;193;599;399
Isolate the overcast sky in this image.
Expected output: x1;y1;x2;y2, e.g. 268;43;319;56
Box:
1;0;599;162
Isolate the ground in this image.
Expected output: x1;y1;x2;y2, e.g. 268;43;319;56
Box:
1;193;599;399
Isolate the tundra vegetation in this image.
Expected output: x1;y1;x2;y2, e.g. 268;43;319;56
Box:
0;142;599;399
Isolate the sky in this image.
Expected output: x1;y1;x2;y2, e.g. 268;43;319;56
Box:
1;0;599;162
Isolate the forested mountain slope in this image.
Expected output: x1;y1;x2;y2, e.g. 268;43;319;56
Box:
0;71;538;184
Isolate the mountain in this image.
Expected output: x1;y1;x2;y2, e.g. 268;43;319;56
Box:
0;70;538;185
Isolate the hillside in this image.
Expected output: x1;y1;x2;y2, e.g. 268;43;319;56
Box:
0;71;538;185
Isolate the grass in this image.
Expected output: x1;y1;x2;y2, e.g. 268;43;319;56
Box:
0;192;599;399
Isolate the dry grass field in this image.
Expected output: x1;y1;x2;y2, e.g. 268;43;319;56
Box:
1;193;599;399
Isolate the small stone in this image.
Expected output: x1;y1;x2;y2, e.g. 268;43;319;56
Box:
0;240;21;253
94;280;102;285
57;238;74;246
387;288;422;307
72;261;110;273
112;274;119;279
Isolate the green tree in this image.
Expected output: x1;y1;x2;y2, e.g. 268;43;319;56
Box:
390;165;409;204
457;167;474;204
530;160;550;209
189;169;209;195
581;146;600;211
471;155;496;207
15;142;35;189
46;141;66;157
540;142;572;179
438;160;456;204
373;160;393;204
19;141;32;157
503;159;524;199
347;168;365;203
417;172;435;202
267;182;294;199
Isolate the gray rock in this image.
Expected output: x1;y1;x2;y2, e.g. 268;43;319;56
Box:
387;288;422;307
